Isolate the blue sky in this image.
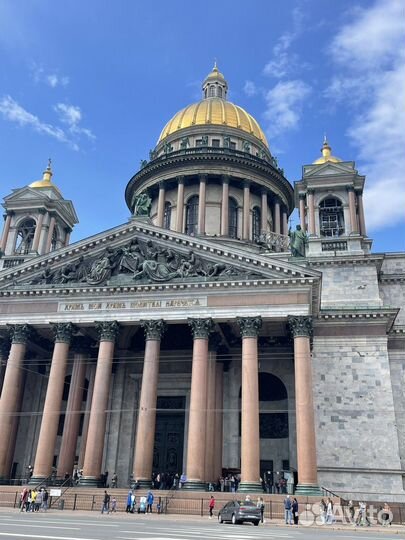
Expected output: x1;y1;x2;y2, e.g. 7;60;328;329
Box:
0;0;404;252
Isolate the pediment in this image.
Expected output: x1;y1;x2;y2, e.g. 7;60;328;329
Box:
4;187;49;202
303;161;356;178
0;220;320;292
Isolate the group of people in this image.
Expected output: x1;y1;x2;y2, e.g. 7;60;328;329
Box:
125;490;158;514
19;487;49;512
319;498;335;524
283;495;299;525
100;490;117;514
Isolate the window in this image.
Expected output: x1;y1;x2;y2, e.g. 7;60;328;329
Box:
163;202;172;229
217;87;223;98
252;206;261;242
228;198;238;239
229;141;236;150
212;139;220;147
15;218;36;254
208;86;215;97
50;228;58;251
185;195;199;235
319;197;344;237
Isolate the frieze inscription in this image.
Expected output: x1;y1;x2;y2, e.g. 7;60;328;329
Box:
58;297;206;312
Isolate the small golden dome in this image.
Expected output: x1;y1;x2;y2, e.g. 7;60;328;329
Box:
313;137;342;164
204;61;225;82
158;98;268;146
29;159;56;188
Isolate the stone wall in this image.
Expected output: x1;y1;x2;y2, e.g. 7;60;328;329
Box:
312;335;404;499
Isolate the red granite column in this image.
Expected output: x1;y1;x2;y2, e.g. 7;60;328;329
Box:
198;174;207;235
261;190;268;233
356;191;367;237
78;364;96;468
0;339;9;397
307;190;316;235
133;319;165;487
299;195;306;232
31;210;45;253
0;324;31;480
57;351;87;477
45;214;56;253
204;336;220;482
185;318;213;489
288;315;321;495
347;187;359;234
274;197;281;235
176;176;185;232
237;316;262;492
214;362;224;481
31;323;74;483
79;321;119;486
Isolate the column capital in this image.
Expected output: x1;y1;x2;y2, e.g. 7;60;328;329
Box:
208;333;222;351
64;226;73;234
188;318;214;339
52;322;75;344
299;193;306;200
237;316;262;338
8;324;32;345
95;320;120;342
6;210;15;217
260;187;268;196
288;315;313;338
346;185;355;192
221;175;230;184
158;181;165;190
306;189;315;195
177;175;185;185
243;180;251;189
141;319;166;340
199;174;208;182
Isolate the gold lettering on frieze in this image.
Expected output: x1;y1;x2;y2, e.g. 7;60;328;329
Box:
89;303;102;310
105;302;126;310
64;303;85;311
59;297;206;313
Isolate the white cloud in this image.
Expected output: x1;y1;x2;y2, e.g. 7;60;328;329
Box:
0;95;73;146
31;62;70;88
263;7;304;79
243;80;257;97
326;0;405;230
54;103;95;141
264;80;311;137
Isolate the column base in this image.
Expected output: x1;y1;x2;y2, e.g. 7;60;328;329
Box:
182;480;207;491
295;483;323;496
78;476;103;487
238;481;263;493
134;479;152;489
28;476;48;486
0;477;9;485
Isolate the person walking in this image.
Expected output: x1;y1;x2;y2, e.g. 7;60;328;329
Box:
209;495;215;519
326;498;334;524
292;497;299;525
146;490;154;513
19;488;28;512
319;499;326;524
284;495;293;525
257;497;265;523
347;500;355;523
101;490;110;514
126;490;133;513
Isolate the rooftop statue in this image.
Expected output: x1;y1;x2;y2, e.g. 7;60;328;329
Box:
289;225;308;257
133;192;152;216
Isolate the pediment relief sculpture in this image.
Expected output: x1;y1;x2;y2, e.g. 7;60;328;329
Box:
24;237;259;287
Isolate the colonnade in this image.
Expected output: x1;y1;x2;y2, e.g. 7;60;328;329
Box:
155;175;289;240
0;316;320;493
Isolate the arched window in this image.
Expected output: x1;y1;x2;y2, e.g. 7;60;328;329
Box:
208;86;215;97
217;87;223;98
163;202;172;229
50;228;58;251
228;198;238;239
185;195;199;236
319;197;344;237
15;218;36;254
252;206;261;242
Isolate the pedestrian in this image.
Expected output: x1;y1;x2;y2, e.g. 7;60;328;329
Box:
146;490;154;513
209;495;215;518
381;502;391;526
257;497;265;523
35;490;43;512
111;496;117;512
42;489;49;512
319;499;326;524
292;497;299;525
111;472;118;488
283;494;293;525
179;472;187;488
326;498;334;524
347;500;355;522
101;490;110;514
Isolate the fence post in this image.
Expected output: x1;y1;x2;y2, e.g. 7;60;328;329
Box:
14;492;18;509
201;498;204;517
91;495;95;511
399;505;402;525
270;500;272;519
73;493;77;511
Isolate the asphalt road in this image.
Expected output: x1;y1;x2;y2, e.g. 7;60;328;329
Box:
0;510;403;540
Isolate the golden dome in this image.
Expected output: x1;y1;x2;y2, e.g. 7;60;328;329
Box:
313;137;342;164
29;159;56;188
158;98;268;146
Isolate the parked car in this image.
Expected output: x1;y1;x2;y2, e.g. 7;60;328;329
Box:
218;500;261;526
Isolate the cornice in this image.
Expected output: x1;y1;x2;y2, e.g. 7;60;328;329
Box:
316;308;399;332
379;273;405;283
306;254;384;269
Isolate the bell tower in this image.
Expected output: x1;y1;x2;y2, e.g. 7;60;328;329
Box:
294;138;371;256
0;161;78;270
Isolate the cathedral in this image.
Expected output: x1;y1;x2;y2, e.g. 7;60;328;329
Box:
0;65;404;500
